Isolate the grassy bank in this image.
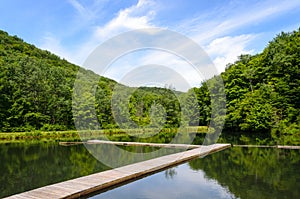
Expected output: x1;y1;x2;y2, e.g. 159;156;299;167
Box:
1;126;299;146
0;126;208;143
0;131;81;143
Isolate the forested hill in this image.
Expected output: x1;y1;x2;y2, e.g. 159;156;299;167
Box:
0;28;299;142
0;30;187;132
0;30;117;132
218;28;300;142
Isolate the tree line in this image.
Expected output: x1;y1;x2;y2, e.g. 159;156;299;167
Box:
0;28;299;143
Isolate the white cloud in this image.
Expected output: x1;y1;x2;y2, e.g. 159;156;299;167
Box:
103;49;205;91
40;33;91;65
39;0;300;90
68;0;91;19
39;0;157;66
185;0;300;43
176;0;300;73
40;33;73;61
67;0;107;23
94;0;156;40
205;34;256;73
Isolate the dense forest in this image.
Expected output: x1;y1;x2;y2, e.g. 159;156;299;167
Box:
0;29;200;132
220;29;300;143
0;28;299;143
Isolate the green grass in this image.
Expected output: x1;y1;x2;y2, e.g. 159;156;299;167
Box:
0;126;208;143
0;131;80;143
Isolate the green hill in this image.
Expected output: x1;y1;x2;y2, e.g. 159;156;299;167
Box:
0;30;117;132
219;28;299;143
0;28;299;145
179;28;300;144
0;30;187;132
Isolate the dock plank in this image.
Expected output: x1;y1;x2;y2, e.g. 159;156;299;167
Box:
86;140;200;149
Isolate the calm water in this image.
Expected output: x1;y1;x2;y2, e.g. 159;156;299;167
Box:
1;142;300;198
0;142;183;198
91;147;300;199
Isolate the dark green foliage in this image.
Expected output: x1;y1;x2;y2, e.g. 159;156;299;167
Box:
97;85;184;129
0;30;119;132
0;30;79;131
200;28;300;141
0;30;189;132
1;27;299;144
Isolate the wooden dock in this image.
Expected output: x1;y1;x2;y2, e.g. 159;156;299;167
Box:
233;145;300;149
5;143;230;199
86;139;202;149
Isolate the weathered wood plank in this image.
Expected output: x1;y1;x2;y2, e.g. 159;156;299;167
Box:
233;145;276;148
234;145;300;149
277;145;300;149
86;140;201;149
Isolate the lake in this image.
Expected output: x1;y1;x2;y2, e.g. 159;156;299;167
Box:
0;141;183;197
1;142;299;198
90;147;300;199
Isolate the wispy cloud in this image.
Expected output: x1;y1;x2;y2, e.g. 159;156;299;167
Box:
205;34;256;73
181;0;300;43
68;0;91;19
40;0;157;65
40;33;73;61
176;0;300;72
38;0;300;88
104;50;204;91
67;0;106;23
94;0;156;40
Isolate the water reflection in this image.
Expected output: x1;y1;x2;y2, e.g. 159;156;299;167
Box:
164;168;177;179
0;142;184;198
91;147;300;199
0;142;109;198
190;147;300;199
91;163;236;199
85;143;184;168
1;141;299;198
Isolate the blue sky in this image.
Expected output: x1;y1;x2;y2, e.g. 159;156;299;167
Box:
1;0;300;89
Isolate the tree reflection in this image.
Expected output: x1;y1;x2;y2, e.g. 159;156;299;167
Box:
0;143;109;198
189;147;300;199
164;168;177;179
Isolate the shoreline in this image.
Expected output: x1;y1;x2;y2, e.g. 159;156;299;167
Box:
0;126;208;143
